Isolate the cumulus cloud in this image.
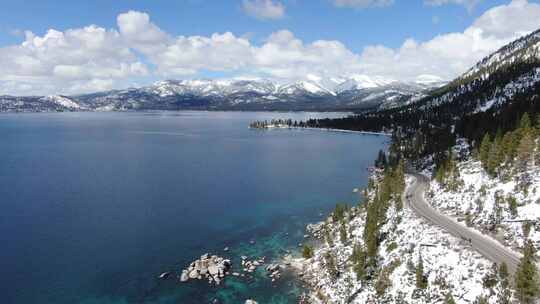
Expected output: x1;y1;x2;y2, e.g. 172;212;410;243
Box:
1;0;540;95
332;0;395;8
151;32;254;76
425;0;482;12
359;0;540;80
0;24;148;95
117;10;169;54
242;0;285;20
253;30;360;79
116;0;540;82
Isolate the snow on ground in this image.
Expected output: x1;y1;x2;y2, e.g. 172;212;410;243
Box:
298;176;495;304
428;160;540;250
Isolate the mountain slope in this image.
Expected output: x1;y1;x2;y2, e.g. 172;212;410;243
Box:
304;28;540;157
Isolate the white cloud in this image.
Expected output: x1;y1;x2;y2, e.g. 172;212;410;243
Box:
1;1;540;95
242;0;286;20
332;0;395;8
0;24;148;95
151;32;254;76
364;0;540;80
253;30;360;79
424;0;482;12
120;1;540;82
470;0;540;39
117;10;169;54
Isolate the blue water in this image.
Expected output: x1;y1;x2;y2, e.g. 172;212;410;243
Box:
0;111;387;304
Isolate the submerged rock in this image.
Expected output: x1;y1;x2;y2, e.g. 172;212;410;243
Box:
158;272;171;279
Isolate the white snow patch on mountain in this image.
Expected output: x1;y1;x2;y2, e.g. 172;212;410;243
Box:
41;95;80;109
335;74;397;92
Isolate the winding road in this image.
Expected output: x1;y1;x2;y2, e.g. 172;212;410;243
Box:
406;173;522;274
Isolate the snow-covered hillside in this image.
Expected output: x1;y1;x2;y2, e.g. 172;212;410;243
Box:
428;159;540;251
415;29;540;114
462;29;540;81
40;95;81;109
295;175;506;304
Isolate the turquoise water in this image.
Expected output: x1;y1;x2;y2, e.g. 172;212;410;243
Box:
0;111;387;303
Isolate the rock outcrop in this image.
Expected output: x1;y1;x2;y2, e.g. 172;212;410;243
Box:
180;254;231;285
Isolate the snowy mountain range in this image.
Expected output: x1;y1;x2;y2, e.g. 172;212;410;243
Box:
0;75;443;112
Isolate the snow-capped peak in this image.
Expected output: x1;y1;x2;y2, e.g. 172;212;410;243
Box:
278;80;336;96
334;74;396;93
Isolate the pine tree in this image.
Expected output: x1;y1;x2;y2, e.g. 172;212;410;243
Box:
487;137;502;176
394;159;406;198
507;195;518;218
535;138;540;165
302;244;314;259
517;132;535;171
489;192;503;230
446;152;462;191
375;267;392;296
497;262;512;304
416;254;427;289
510;130;521;163
482;262;498;291
332;203;347;222
519;113;532;136
444;293;456;304
500;132;514;166
522;221;532;239
515;240;539;303
435;162;447;185
473;296;488;304
324;252;338;279
324;225;334;247
375;150;387;169
479;133;492;169
351;244;366;281
339;221;348;244
363;200;380;268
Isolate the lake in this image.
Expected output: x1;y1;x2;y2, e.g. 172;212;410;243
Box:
0;111;387;304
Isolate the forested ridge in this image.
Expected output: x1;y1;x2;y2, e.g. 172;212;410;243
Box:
302;57;540;162
287;30;540;164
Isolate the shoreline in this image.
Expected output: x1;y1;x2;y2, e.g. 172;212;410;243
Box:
250;125;391;136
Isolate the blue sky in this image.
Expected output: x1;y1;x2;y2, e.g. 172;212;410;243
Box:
1;0;540;95
0;0;520;50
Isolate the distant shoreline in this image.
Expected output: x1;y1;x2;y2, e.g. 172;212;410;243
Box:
250;125;391;136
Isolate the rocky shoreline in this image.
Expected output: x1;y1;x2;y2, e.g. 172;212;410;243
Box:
158;242;299;303
156;198;342;303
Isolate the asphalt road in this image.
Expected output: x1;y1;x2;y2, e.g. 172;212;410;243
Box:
406;173;522;274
